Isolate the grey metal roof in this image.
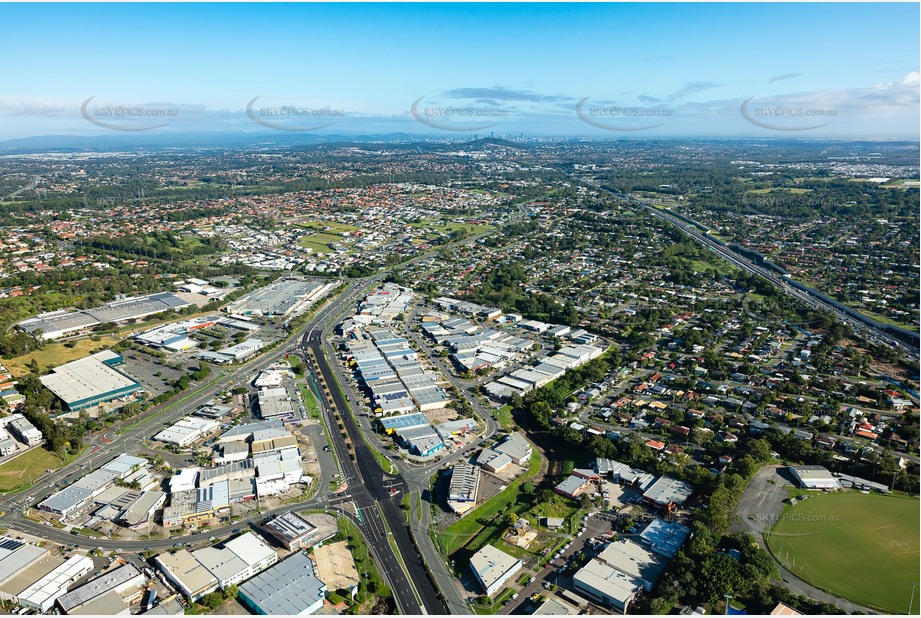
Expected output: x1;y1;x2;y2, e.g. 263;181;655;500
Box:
238;552;326;615
56;563;142;612
39;486;93;514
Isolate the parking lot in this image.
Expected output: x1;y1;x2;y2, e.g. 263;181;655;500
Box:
120;349;187;397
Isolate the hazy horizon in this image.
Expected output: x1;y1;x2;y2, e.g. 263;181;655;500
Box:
1;2;918;141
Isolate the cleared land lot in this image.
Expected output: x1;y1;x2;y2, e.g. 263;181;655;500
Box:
0;447;66;492
766;491;920;614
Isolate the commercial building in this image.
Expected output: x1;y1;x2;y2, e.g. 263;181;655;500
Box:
142;596;184;615
238;551;326;615
66;589;132;615
395;424;445;457
214;442;249;465
789;465;841;489
469;544;523;596
0;540;48;605
119;491;167;528
196;533;278;589
3;415;42;446
555;474;593;499
379;412;429;434
533;598;578;615
154;417;220;448
1;554;93;612
477;449;513;473
217;419;285;444
447;463;480;514
642;476;694;512
39;353;143;412
572;541;666;614
261;511;319;550
478;432;532;473
155;551;219;601
435;418;478;441
56;564;145;614
572;557;643;614
492;432;533;465
226;278;336;317
638;519;691;558
38;454;148;519
17;292;191;340
257;387;296;419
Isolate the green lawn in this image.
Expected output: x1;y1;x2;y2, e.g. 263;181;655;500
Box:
298;383;320;420
495;405;514;430
296;220;357;234
298;228;352;254
766;491;920;614
368;443;397;475
0;448;71;493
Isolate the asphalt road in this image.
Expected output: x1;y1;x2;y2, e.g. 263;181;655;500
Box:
303;330;445;615
640;201;919;360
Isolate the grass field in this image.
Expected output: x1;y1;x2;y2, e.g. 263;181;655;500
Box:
298;383;320;420
5;335;121;377
297;221;356;254
296;220;357;234
495;405;514;430
0;448;70;493
766;491;920;614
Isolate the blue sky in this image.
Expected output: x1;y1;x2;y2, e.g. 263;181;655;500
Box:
0;3;918;139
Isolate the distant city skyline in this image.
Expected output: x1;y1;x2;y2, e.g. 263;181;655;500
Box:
0;2;918;140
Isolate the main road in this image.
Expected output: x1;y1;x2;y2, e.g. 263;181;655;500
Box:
302;307;447;615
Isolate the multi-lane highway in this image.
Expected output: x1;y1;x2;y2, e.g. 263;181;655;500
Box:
0;283;364;533
614;189;920;360
302;307;447;614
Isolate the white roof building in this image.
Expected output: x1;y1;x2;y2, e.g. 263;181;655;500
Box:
469;545;522;596
18;555;93;612
789;465;841;489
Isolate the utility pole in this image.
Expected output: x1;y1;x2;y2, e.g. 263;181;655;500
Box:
909;582;918;616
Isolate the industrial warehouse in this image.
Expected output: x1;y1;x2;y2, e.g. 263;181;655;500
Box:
0;537;94;612
133;314;259;352
17;292;191;340
237;551;327;615
224;277;337;317
38;351;143;412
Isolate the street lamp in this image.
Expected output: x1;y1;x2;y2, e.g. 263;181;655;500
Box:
724;594;733;615
909;582;918;616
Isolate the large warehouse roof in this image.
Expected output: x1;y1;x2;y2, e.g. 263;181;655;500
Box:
238;551;326;615
39;356;141;409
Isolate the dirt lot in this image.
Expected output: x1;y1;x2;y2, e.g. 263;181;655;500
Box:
313;541;360;591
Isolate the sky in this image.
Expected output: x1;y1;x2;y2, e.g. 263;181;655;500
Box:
0;2;918;140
